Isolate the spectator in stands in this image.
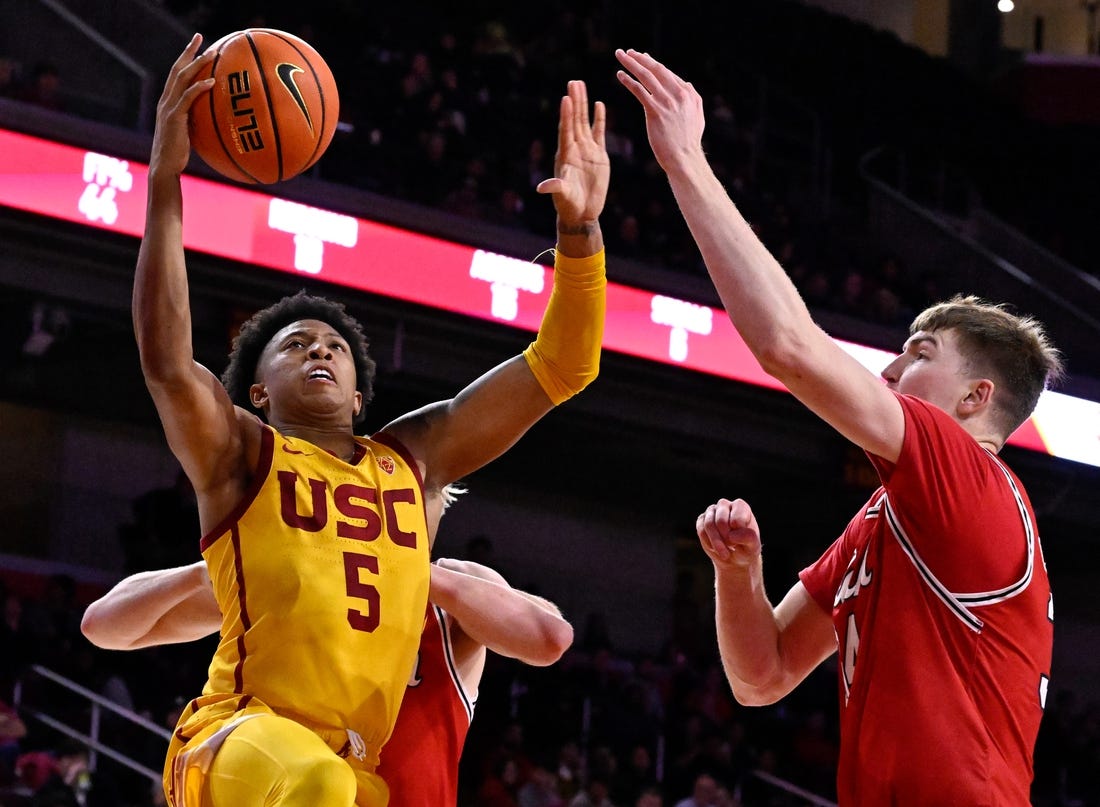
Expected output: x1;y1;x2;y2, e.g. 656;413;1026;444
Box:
19;62;63;111
832;267;869;318
611;744;658;806
517;762;565;807
673;772;720;807
798;267;832;312
15;751;62;802
873;253;918;315
866;285;906;327
119;470;200;574
17;574;82;674
38;740;119;807
552;739;585;802
40;575;80;638
0;57;19;99
471;20;525;104
1;583;34;687
789;708;838;797
569;775;616;807
479;754;523;807
603;107;636;170
0;697;27;783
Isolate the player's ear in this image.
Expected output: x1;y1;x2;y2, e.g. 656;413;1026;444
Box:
959;378;994;417
353;391;363;418
250;382;269;411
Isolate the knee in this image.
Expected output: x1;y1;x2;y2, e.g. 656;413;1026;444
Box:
282;754;356;806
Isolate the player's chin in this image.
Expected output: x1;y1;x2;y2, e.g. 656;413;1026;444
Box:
298;392;350;415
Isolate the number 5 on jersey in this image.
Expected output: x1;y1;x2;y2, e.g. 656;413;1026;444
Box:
343;552;380;632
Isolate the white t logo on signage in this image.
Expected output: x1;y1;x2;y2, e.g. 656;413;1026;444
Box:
469;250;545;321
268;198;358;274
650;294;713;362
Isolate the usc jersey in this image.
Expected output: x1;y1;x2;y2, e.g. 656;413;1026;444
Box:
166;425;430;789
377;604;475;807
800;395;1052;806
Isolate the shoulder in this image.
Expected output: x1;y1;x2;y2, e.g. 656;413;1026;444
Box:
366;428;425;478
896;393;955;431
888;393;989;474
236;409;269;460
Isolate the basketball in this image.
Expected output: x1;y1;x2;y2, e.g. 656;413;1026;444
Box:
188;28;339;184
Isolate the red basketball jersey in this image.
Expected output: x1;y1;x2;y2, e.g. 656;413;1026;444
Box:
377;604;475;807
800;394;1052;806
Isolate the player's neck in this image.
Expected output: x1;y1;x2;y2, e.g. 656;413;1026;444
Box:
957;412;1003;455
278;424;358;462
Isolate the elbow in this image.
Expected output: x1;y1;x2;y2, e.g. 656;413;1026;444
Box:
80;608;107;648
528;353;601;405
529;620;575;667
80;607;127;651
754;319;840;390
137;353;184;389
547;619;575;662
80;607;99;641
724;660;787;707
727;662;795;706
573;363;599;397
730;683;783;707
754;333;809;382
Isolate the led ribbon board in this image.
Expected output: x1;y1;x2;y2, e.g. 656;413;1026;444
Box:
2;127;1098;468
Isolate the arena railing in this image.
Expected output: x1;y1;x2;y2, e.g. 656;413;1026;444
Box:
0;0;153;129
14;667;841;805
12;663;171;786
584;696;836;806
748;769;838;807
859;144;1100;386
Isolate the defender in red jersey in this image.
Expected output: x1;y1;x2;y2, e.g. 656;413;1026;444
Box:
82;555;573;807
376;558;571;807
617;49;1063;805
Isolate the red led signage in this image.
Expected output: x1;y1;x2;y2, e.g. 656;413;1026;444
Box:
1;127;1098;466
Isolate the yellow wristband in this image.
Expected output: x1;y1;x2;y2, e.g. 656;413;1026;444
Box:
522;249;607;405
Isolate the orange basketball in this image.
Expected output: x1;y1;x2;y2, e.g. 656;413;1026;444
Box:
189;29;339;184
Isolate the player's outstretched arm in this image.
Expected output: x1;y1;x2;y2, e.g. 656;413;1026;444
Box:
381;80;608;491
81;562;221;650
429;559;574;666
134;35;254;494
697;498;835;705
615;49;905;462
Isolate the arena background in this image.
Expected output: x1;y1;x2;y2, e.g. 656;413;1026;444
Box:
2;1;1100;805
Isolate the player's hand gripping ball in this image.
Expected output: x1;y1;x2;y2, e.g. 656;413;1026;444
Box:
189;28;339;184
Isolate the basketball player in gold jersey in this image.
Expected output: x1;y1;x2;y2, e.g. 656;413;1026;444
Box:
136;34;607;807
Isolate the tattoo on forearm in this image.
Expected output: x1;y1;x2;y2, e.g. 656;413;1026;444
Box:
557;221;597;236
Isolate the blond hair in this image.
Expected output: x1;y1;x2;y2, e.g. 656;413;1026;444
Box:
911;295;1064;437
441;483;466;511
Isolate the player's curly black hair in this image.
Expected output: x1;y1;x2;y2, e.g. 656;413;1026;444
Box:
220;291;376;426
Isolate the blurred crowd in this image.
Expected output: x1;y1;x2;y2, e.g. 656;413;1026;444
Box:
5;1;1100;322
0;57;63;112
3;1;1100;805
2;556;1098;807
1;0;976;332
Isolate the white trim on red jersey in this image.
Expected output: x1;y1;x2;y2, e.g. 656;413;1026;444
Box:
882;450;1038;632
432;604;475;724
